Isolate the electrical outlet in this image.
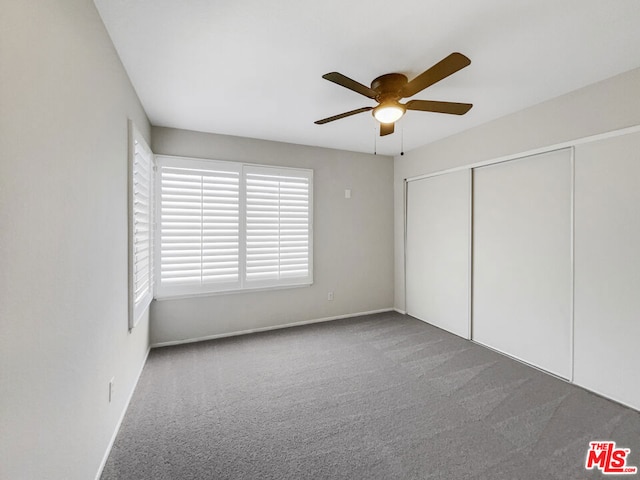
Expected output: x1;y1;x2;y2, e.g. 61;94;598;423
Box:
109;377;115;403
328;292;334;301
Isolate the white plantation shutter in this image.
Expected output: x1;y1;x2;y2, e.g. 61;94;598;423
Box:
132;142;152;299
156;158;241;297
244;166;313;287
129;123;153;329
155;156;313;298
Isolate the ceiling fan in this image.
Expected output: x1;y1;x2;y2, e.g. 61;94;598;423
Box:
315;52;473;136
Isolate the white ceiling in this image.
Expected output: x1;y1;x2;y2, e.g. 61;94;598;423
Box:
94;0;640;156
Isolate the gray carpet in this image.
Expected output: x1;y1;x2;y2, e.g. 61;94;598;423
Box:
101;312;640;479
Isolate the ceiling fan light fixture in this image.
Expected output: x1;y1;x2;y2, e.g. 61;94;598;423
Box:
373;102;405;124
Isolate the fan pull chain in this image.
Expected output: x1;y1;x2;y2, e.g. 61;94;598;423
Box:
401;123;404;156
373;122;377;155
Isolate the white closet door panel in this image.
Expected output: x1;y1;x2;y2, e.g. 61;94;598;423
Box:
473;149;572;379
574;132;640;410
406;170;470;338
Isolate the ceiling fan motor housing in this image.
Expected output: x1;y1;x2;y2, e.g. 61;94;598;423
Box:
371;73;408;102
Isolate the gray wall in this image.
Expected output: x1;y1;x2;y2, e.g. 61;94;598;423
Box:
151;127;394;345
1;1;151;479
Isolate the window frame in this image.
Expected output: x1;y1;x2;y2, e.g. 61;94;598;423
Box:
154;155;313;300
128;121;154;329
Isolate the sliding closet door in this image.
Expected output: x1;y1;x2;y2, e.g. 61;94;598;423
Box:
406;170;470;338
472;149;572;379
574;132;640;410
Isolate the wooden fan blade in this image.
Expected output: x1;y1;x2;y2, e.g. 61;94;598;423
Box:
380;122;394;136
322;72;377;99
401;52;471;98
405;100;473;115
314;107;373;125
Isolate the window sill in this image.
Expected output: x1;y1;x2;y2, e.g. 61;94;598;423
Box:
153;282;313;301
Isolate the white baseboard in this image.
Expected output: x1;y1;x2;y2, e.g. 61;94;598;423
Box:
394;308;407;315
95;346;151;480
151;308;395;348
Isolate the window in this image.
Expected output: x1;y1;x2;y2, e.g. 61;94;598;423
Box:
128;122;154;328
156;158;241;296
244;166;313;288
155;156;313;298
